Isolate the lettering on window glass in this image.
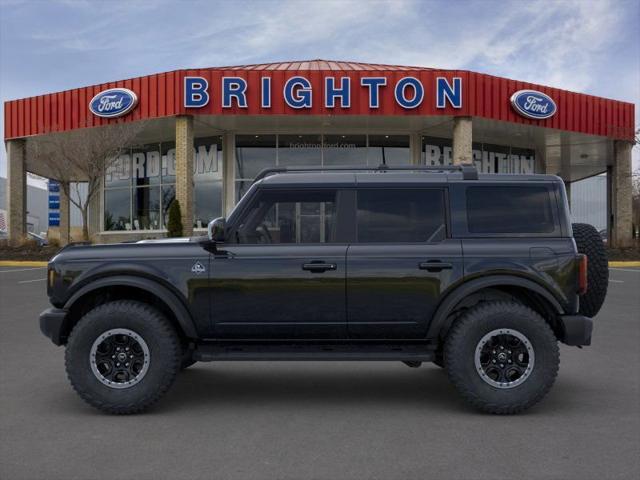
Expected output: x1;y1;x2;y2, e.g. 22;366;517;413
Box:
106;143;220;182
422;136;535;174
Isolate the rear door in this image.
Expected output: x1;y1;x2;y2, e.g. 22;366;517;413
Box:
346;187;463;338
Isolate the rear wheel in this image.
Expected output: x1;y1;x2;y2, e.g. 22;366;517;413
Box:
444;301;559;414
572;222;608;317
65;300;181;414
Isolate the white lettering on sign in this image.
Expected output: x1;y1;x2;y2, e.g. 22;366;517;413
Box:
97;95;124;112
523;95;549;114
184;75;463;110
106;144;220;182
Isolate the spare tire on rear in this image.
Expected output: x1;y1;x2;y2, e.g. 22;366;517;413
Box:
572;223;608;317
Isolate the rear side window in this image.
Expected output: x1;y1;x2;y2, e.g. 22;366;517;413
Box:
357;189;446;243
466;186;555;234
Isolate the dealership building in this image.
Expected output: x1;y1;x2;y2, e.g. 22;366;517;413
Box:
3;60;636;246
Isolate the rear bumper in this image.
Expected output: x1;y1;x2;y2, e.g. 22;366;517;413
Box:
559;315;593;346
39;308;69;346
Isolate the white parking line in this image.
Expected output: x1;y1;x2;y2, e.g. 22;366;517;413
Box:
17;278;47;284
609;279;624;283
609;268;640;273
0;267;47;273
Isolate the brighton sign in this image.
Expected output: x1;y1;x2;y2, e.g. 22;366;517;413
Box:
89;88;138;118
510;89;557;120
183;76;464;110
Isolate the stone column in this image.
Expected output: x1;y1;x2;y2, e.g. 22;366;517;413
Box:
59;182;70;246
452;117;472;165
222;133;236;216
175;115;194;236
610;141;633;247
6;139;27;245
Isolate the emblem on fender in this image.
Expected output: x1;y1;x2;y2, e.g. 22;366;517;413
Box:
191;261;206;275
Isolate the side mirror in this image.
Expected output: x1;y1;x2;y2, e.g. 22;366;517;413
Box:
207;217;226;242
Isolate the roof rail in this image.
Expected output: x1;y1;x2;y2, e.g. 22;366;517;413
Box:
253;163;478;182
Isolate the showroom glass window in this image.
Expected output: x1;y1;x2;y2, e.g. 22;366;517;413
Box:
235;135;277;203
103;136;223;231
193;136;223;229
368;135;410;165
234;134;411;202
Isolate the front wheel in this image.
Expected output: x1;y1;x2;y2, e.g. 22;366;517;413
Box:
65;300;182;414
444;301;559;414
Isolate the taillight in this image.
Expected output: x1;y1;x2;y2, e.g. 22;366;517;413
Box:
578;254;588;295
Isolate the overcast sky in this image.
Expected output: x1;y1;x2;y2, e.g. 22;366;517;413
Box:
1;0;638;181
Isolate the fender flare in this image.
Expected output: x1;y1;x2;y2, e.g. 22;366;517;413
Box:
63;275;198;338
426;275;565;340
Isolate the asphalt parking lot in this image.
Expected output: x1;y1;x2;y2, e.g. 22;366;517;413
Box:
1;265;639;480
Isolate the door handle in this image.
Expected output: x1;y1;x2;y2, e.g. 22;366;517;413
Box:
302;262;337;273
418;261;453;272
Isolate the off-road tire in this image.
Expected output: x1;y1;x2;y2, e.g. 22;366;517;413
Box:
444;301;559;414
65;300;181;414
572;222;608;317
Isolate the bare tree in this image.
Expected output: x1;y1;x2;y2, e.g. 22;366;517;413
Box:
27;121;144;241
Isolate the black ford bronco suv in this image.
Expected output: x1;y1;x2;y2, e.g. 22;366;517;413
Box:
40;164;608;414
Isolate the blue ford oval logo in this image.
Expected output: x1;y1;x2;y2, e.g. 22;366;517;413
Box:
89;88;138;118
510;90;556;120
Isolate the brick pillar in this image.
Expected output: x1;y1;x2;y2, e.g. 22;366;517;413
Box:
452;117;472;165
175;115;194;236
610;141;633;247
6;139;27;245
59;182;70;246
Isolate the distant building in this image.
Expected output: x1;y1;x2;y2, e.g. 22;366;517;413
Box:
0;177;48;234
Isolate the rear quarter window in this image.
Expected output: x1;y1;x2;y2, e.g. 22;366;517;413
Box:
466;186;556;234
356;188;446;243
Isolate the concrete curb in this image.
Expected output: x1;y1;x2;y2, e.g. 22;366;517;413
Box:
0;261;48;267
2;260;639;268
608;261;640;267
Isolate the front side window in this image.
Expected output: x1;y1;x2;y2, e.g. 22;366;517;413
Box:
356;189;446;243
466;186;556;234
236;190;337;244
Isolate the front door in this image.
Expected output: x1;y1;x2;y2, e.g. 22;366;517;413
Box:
347;187;463;338
210;188;348;339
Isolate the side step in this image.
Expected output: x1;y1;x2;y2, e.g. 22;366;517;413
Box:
193;342;435;362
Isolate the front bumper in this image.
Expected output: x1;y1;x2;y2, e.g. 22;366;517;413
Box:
559;315;593;346
39;308;69;346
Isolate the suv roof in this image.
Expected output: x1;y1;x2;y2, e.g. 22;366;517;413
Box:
255;165;563;188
